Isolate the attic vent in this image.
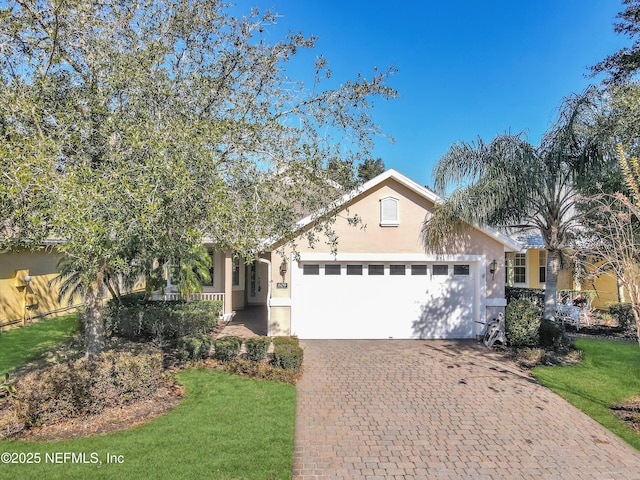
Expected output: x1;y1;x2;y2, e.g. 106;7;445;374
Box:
380;196;399;226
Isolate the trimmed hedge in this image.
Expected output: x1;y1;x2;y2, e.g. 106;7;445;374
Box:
105;297;222;346
221;359;302;384
505;298;542;347
245;336;271;362
8;347;163;429
214;336;242;363
178;334;213;361
272;336;300;347
505;286;545;308
272;343;303;370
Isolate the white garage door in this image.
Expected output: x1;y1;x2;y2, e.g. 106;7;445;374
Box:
291;261;477;339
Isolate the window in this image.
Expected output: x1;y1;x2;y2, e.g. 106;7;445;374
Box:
454;264;470;276
411;265;428;275
539;250;547;283
380;196;399;226
433;265;448;275
232;256;240;285
346;264;363;275
325;264;341;275
514;253;526;284
368;264;384;275
390;264;406;275
303;264;320;275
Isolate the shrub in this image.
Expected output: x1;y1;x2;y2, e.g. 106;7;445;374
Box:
272;336;300;347
214;336;242;363
516;348;548;367
105;297;221;346
505;298;542;347
608;303;635;332
10;348;163;428
178;334;213;361
505;287;545;308
538;319;564;348
221;359;302;384
272;343;304;370
245;336;271;362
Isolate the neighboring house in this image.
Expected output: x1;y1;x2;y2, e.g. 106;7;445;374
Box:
0;242;80;330
2;169;524;338
507;232;621;310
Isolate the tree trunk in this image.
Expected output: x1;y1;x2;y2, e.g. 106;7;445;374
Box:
84;273;105;357
544;249;561;321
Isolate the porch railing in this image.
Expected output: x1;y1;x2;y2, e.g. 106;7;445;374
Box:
160;292;224;302
152;292;225;314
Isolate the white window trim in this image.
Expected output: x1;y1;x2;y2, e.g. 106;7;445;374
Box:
513;253;527;286
380;196;400;226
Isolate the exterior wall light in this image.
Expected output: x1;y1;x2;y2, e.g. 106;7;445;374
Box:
279;260;288;281
489;259;497;279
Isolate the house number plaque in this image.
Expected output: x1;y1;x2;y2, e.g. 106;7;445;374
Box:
276;282;288;289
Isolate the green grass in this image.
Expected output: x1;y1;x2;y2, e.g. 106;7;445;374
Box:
1;314;297;479
532;338;640;450
1;369;297;480
0;314;79;373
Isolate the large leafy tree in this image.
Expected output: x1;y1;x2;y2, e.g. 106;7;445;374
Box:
357;157;386;182
0;0;396;355
421;89;611;321
590;0;640;85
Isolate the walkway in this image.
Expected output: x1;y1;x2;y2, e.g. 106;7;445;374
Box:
217;305;267;338
293;340;640;479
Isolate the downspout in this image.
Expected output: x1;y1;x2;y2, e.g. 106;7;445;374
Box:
257;257;272;337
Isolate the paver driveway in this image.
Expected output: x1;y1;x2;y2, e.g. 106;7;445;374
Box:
293;340;640;479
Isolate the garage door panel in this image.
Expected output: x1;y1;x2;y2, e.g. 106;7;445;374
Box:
291;262;476;339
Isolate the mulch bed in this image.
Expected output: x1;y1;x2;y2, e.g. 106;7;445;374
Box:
612;397;640;434
1;379;185;442
565;323;638;342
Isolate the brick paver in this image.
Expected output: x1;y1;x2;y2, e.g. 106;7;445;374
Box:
293;340;640;479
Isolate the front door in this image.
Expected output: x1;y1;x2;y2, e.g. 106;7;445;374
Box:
247;260;268;305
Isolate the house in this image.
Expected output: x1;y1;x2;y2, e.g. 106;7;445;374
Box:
0;242;79;330
240;168;522;339
2;169;523;338
507;232;621;310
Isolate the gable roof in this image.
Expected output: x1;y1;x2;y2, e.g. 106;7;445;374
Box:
290;168;523;252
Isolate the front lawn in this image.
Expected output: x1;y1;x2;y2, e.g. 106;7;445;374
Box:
1;313;297;479
0;314;79;373
532;338;640;450
1;369;296;480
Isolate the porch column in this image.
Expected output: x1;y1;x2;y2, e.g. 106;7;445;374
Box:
224;250;233;315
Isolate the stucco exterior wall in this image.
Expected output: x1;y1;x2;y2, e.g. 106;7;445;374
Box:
0;249;78;328
269;177;511;335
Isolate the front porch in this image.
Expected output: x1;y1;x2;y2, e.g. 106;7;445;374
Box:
219;305;268;338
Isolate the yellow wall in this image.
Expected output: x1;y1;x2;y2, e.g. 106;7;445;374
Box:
512;247;620;310
0;248;79;329
527;251;542;289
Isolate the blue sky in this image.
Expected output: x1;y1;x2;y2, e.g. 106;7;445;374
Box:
249;0;628;189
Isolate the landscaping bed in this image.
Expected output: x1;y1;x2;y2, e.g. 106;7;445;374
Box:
1;300;303;436
0;303;299;479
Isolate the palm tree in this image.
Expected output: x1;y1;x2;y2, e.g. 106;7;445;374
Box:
421;89;612;321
